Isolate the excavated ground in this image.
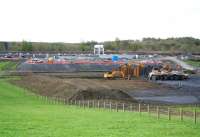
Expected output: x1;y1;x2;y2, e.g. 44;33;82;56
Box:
10;75;167;103
11;75;200;104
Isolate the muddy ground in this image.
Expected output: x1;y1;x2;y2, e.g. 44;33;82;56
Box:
130;75;200;104
11;74;200;104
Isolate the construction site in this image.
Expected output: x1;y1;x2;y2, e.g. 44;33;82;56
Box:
1;1;200;136
1;45;200;105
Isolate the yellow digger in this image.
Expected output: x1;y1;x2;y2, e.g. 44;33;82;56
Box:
104;69;123;79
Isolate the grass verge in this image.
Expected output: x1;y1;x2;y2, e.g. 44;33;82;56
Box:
0;79;200;137
0;61;18;71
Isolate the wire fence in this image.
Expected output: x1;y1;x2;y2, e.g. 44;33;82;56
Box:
29;93;200;124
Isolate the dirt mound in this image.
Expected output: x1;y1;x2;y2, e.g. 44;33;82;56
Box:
11;75;135;102
71;88;132;101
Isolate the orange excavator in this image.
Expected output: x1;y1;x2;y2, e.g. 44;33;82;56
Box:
104;62;144;80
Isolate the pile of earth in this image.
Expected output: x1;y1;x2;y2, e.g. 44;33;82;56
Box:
11;75;140;102
13;74;184;104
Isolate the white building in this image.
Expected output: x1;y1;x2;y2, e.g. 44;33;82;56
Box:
94;45;104;55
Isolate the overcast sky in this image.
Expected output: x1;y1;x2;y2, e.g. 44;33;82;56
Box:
0;0;199;42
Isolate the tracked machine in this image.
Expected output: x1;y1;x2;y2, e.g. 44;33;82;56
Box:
148;64;189;81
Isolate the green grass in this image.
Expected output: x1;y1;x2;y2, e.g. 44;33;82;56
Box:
0;61;18;71
184;60;200;67
0;79;200;137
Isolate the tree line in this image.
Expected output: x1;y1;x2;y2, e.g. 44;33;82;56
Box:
0;37;200;53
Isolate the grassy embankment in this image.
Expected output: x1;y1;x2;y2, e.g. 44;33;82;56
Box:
0;79;200;137
0;61;18;71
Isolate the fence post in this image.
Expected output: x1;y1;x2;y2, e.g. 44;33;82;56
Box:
66;99;68;105
194;109;197;124
55;97;58;105
88;100;90;108
109;102;112;111
180;108;183;121
103;101;106;109
75;100;77;105
139;104;141;114
44;96;47;103
46;96;49;104
51;97;53;104
130;104;132;112
123;103;125;112
98;100;100;109
48;97;50;104
147;104;150;115
79;100;81;107
157;106;160;119
83;101;85;108
57;97;59;104
46;96;48;104
116;103;118;112
168;107;171;120
50;97;52;104
70;100;72;105
93;100;95;108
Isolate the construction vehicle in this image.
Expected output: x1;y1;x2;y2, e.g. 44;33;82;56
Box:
48;57;54;64
104;69;123;79
148;64;189;81
104;62;144;80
